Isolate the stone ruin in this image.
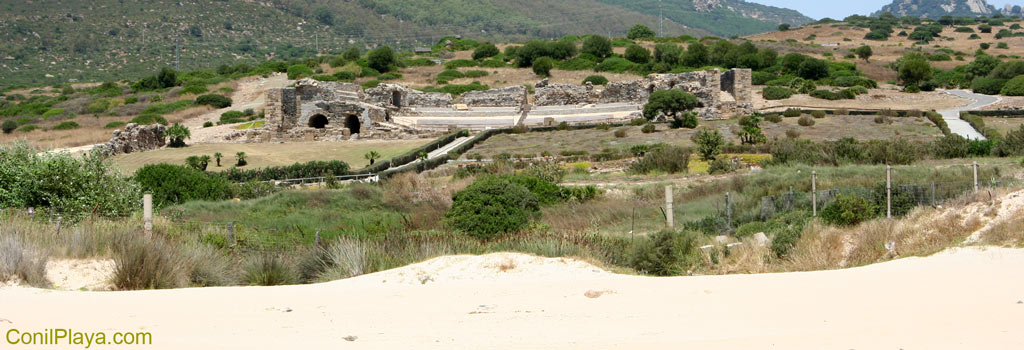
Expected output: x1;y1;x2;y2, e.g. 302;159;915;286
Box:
535;68;753;119
246;68;751;141
97;123;166;156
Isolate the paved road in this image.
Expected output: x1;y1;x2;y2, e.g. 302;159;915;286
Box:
938;90;1001;140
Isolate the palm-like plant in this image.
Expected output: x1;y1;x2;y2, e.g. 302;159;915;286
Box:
236;152;248;167
213;152;223;167
199;155;212;171
364;150;382;166
166;123;191;148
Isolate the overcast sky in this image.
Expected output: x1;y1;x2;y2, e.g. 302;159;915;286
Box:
748;0;1024;20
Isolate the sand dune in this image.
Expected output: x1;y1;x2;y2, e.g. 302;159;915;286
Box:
2;248;1023;349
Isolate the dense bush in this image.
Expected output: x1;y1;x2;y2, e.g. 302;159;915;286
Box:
971;77;1008;95
367;46;396;72
628;230;699;276
221;160;351;182
472;42;500;60
821;194;876;226
445;176;540;238
52;121;80;130
133;164;233;207
624;45;651;64
582;35;613;58
532;57;554;77
762;86;796;100
500;174;562;206
1000;76;1024;96
129;114;168;126
782;108;802;117
692;127;723;161
195;94;232;108
643;89;699;120
286;64;313;80
630;145;691;174
0;142;140;219
811;110;826;118
641;123;656;133
798;115;815;126
2;120;17;133
583;75;609;85
797;58;830;80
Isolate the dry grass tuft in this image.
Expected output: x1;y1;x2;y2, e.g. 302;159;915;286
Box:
0;235;50;287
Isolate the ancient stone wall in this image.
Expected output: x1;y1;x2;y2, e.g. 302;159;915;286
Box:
535;83;600;106
459;86;526;107
265;88;299;132
721;68;752;105
97;123;166;156
365;84;453;108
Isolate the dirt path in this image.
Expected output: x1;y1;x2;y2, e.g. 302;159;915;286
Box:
185;73;290;144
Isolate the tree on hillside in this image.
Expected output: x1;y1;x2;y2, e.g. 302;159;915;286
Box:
342;47;361;61
681;42;709;67
368;46;396;73
643;90;700;122
314;6;334;26
532;57;554;77
582;35;612;58
624;45;651;64
654;43;682;65
854;45;873;62
778;23;791;31
472;42;500;60
797;58;829;80
898;53;932;87
627;24;656;40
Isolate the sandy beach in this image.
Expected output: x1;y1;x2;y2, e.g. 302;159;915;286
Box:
2;248;1022;349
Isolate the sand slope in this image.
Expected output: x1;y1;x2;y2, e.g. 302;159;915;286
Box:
2;249;1023;349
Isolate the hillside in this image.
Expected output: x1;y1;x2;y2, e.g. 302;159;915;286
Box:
874;0;998;18
0;0;814;88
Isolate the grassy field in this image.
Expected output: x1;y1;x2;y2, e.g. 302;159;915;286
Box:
111;139;430;174
465;114;942;159
981;117;1024;136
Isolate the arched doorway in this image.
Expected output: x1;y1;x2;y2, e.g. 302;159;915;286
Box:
345;115;361;134
308;114;328;129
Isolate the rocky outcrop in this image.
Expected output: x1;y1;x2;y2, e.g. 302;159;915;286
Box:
98;123;166;156
459;86;526;107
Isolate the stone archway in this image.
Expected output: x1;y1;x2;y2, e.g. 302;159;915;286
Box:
345;115;361;134
308;114;329;129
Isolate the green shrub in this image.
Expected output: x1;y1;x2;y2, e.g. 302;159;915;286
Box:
811;110;826;118
532;57;554;77
52;121;80;130
443;59;477;70
133;164;232;207
798;115;815;126
361;80;381;89
472;42;500;60
628;230;699;276
821;194;877;226
595;57;634;73
445;176;541;238
220;160;350;182
971;77;1008;95
708;158;737;174
286;64;313;80
630;145;691;174
129;114;168;126
1000;75;1024;96
166;123;190;147
765;113;783;123
18;125;39;132
904;85;921;93
462;70;488;78
692;127;723;161
558;57;597;71
112;236;188;290
195;94;232;108
583;75;609;85
333;71;356;81
180;84;208;95
367;46;396;72
809;89;847;100
104;121;127;129
501;174;562;206
1;120;15;134
244;254;296;286
641;123;656;133
762;86;796;100
643;89;699;121
614;128;628;138
783;108;802;117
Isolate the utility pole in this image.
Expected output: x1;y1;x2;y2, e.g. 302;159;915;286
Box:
659;0;664;37
175;37;180;71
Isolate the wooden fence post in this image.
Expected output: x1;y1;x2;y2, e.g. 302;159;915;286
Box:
886;165;892;219
665;186;674;229
228;222;235;249
143;194;153;238
973;161;979;192
812;171;817;217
